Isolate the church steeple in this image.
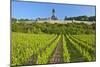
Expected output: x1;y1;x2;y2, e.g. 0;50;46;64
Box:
51;8;57;20
52;8;55;17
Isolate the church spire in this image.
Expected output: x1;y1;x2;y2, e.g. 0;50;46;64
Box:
51;8;57;20
52;8;55;16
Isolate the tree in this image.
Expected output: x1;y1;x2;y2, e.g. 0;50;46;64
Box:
12;18;17;23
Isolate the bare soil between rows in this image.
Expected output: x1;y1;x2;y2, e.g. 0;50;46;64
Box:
49;36;63;64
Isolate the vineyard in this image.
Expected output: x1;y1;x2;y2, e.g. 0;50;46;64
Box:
11;1;96;66
12;32;96;66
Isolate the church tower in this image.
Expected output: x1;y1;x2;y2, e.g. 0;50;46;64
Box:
52;9;55;17
51;8;57;20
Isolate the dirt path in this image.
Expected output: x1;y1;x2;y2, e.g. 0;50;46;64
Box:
49;36;63;64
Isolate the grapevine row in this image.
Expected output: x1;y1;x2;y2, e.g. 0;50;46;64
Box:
63;35;70;62
66;35;95;61
12;32;57;66
38;35;61;64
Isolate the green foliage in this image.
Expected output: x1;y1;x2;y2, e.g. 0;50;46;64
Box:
38;35;61;64
63;35;70;62
12;22;95;35
12;18;17;23
12;32;57;66
66;35;96;61
12;32;96;66
65;16;96;21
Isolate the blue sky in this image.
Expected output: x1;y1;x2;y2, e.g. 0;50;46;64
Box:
12;1;95;20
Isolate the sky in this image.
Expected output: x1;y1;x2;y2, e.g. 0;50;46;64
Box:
12;1;96;20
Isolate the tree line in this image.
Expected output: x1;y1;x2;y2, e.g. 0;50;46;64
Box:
12;22;95;35
12;15;96;22
64;16;96;21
